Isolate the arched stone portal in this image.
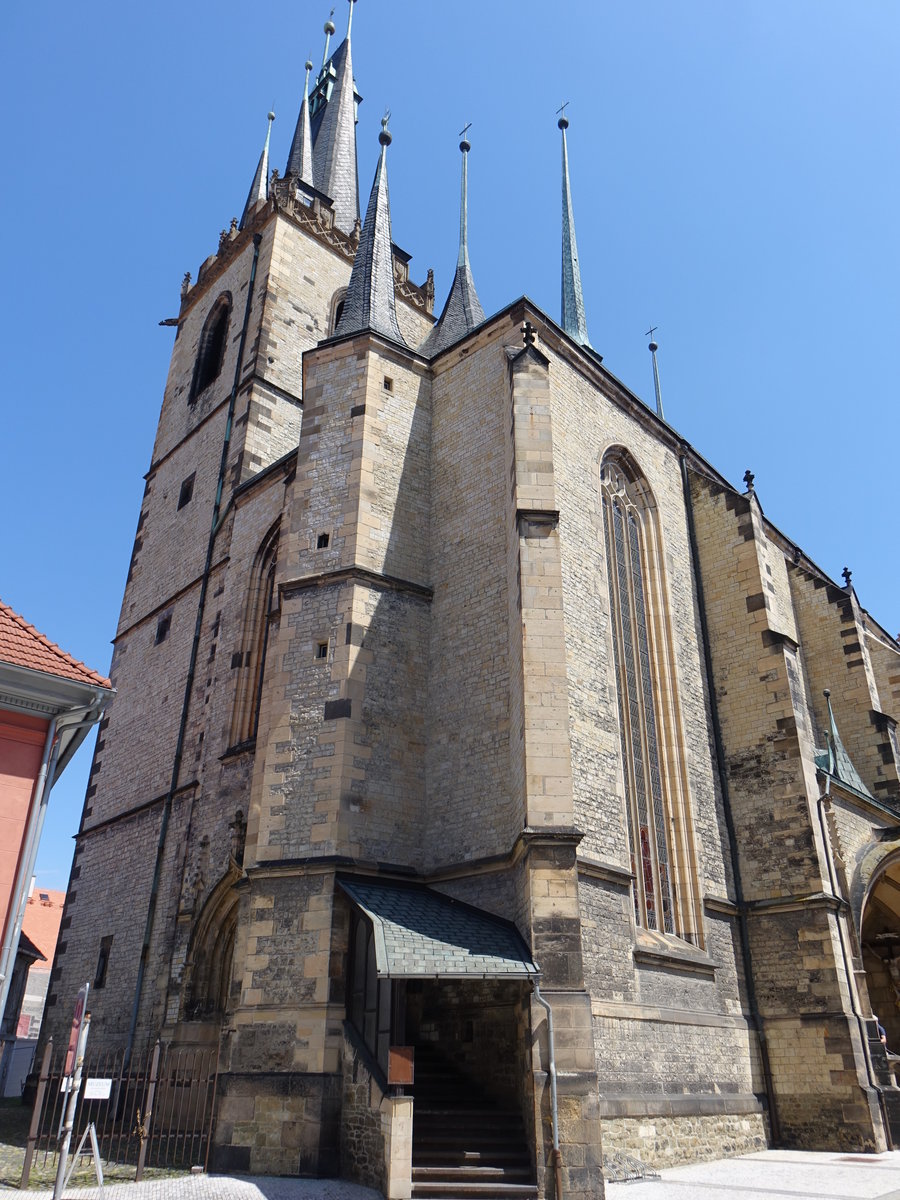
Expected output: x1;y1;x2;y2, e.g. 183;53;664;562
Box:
862;855;900;1055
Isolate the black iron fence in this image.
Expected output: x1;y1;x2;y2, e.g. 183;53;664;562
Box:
21;1038;220;1187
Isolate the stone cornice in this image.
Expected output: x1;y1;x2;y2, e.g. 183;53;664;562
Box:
280;565;433;602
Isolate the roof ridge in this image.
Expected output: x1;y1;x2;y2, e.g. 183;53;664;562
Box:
0;598;111;689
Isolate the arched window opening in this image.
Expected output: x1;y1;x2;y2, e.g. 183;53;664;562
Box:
230;522;279;748
182;874;240;1022
330;289;347;335
189;293;232;403
602;453;697;942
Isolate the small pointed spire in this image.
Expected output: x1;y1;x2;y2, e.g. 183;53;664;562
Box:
334;116;405;345
286;60;316;186
421;128;486;357
313;1;360;234
815;688;873;796
558;107;591;348
240;110;275;231
646;326;664;419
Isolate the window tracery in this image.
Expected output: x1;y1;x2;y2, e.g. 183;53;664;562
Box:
602;454;695;940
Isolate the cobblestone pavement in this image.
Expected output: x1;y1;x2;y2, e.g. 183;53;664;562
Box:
10;1175;381;1199
605;1149;900;1198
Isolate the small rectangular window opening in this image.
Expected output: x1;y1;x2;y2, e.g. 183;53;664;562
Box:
316;642;328;660
155;614;172;644
383;376;393;392
94;935;113;989
316;533;330;549
177;473;196;510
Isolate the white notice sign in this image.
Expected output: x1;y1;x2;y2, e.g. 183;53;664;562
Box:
83;1078;112;1100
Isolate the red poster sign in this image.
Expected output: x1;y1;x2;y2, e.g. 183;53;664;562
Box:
64;984;89;1077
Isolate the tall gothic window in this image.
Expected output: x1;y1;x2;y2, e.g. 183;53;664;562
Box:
602;454;686;938
230;522;279;747
189;293;232;403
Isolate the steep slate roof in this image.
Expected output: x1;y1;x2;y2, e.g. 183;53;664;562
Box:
421;139;485;358
240;112;274;231
286;61;315;187
311;33;359;235
559;117;591;348
0;601;110;689
339;878;539;979
334;123;404;345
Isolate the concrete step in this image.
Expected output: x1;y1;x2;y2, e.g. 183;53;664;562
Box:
411;1184;538;1200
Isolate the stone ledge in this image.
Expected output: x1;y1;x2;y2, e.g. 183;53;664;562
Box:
599;1091;765;1119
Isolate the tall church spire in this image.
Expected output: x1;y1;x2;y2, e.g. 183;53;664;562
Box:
646;326;665;419
313;0;360;234
421;129;485;357
240;110;275;230
558;111;591;348
286;60;315;187
334;116;405;345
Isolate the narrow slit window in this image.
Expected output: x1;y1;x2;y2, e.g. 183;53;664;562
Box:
230;523;279;747
177;473;195;510
94;935;113;989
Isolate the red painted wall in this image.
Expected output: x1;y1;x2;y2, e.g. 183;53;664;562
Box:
0;712;48;951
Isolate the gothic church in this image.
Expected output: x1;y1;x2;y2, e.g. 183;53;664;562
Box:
43;7;900;1198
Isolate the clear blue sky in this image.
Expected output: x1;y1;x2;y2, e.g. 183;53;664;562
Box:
1;1;897;887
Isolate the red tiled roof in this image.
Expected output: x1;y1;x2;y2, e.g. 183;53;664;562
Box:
22;888;66;964
0;600;111;689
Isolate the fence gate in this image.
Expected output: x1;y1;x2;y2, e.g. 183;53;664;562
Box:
21;1039;220;1187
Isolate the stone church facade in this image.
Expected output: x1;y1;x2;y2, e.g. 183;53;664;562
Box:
43;9;900;1198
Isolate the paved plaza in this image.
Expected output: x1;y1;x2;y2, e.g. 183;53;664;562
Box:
606;1149;900;1199
9;1150;900;1199
11;1176;381;1199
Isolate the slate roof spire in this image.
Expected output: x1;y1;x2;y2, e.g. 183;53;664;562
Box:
814;688;873;797
240;110;275;230
313;0;360;234
286;60;316;187
558;110;591;348
334;116;405;345
421;129;486;357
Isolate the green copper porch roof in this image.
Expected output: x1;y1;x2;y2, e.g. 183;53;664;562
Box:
338;878;539;980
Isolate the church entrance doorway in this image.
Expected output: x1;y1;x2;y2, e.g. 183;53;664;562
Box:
862;856;900;1058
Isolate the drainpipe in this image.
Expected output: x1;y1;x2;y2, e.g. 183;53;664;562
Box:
0;691;108;1024
532;981;563;1200
816;771;891;1147
124;232;263;1068
678;449;780;1143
